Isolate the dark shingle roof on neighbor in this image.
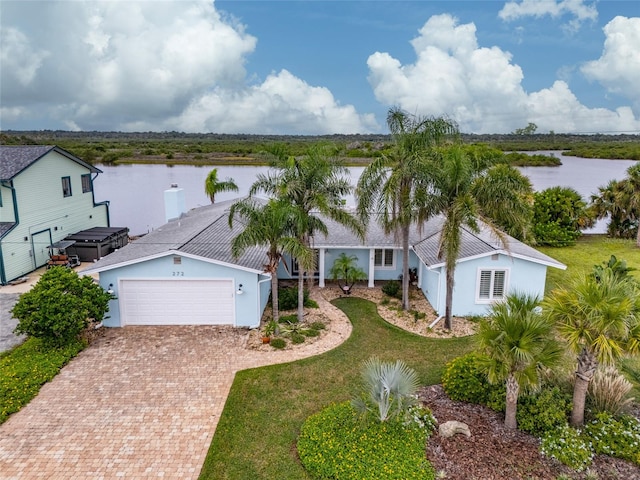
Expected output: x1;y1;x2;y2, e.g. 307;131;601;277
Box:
84;199;565;274
0;145;101;180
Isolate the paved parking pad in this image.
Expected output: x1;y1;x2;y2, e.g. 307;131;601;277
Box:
0;296;351;479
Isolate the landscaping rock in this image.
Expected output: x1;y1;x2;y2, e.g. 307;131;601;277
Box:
439;420;472;438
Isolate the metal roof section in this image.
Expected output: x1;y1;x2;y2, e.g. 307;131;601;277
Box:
0;145;101;180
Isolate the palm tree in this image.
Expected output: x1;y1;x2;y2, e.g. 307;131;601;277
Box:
477;293;563;430
250;143;363;321
329;253;367;294
543;269;640;426
229;198;313;326
356;107;459;311
204;168;238;204
426;145;533;330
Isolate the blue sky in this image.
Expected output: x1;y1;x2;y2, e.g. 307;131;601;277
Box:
1;0;639;134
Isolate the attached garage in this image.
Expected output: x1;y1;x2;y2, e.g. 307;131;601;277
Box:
119;278;235;326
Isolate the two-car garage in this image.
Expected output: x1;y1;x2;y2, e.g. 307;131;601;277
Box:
118;279;235;326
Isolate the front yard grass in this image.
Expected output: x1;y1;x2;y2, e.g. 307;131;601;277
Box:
0;337;85;424
199;297;474;479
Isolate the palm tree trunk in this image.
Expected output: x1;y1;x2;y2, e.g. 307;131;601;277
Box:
571;347;598;427
297;267;305;322
636;222;640;248
444;264;454;330
505;373;520;430
402;222;410;311
271;273;280;333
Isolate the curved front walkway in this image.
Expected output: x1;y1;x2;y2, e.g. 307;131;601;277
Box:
0;295;351;479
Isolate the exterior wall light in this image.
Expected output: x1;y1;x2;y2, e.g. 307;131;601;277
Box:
236;284;243;295
107;283;114;294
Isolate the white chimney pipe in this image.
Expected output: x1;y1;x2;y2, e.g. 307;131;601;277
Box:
164;184;186;223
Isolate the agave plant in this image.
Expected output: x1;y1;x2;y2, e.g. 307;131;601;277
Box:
352;357;420;422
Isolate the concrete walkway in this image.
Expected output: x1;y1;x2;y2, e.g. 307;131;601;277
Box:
0;293;351;479
0;293;24;353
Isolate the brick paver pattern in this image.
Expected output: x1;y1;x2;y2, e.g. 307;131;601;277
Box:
0;293;351;479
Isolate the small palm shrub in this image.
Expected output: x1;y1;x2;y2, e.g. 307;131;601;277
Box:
352;357;420;422
540;424;594;472
278;287;317;311
441;353;504;406
381;281;402;299
297;401;435;480
517;387;572;437
278;314;298;324
302;328;320;337
290;333;306;344
584;412;640;464
587;366;634;416
309;321;326;330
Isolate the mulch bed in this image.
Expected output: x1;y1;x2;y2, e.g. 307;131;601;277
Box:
419;385;640;480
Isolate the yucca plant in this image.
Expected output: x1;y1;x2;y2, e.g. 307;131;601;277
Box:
588;366;634;416
352;357;420;422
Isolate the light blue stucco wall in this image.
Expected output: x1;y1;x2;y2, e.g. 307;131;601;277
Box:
421;254;549;317
97;254;267;328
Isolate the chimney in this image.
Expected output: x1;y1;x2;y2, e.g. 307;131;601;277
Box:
164;184;186;223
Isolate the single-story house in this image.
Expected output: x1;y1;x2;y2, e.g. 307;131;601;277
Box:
83;186;565;327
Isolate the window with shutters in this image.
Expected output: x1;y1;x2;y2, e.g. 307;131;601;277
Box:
374;248;395;269
476;268;508;303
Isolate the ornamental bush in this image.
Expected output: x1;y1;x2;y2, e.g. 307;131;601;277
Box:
11;267;113;346
278;286;318;311
381;281;402;299
517;387;572;437
540;424;594;472
441;353;503;406
297;401;435;480
584;412;640;465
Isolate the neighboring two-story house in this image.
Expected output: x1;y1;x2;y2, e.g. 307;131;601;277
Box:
0;145;110;284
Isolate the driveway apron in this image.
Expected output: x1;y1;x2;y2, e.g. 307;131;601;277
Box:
0;295;351;479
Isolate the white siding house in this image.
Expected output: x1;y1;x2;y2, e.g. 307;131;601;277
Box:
0;146;110;284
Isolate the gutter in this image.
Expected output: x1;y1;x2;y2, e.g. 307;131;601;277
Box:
256;275;271;329
91;172;111;226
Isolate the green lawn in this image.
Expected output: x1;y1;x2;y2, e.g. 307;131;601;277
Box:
199;298;474;479
538;235;640;293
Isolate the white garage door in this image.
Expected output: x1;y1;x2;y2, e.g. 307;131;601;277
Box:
120;279;235;326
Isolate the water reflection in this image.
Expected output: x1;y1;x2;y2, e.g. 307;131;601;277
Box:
93;153;636;236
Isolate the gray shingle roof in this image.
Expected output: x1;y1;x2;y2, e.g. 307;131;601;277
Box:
82;199;268;273
83;201;565;274
0;145;101;180
0;222;16;237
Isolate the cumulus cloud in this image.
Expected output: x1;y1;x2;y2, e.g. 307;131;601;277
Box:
0;0;376;134
367;14;640;134
499;0;597;31
581;16;640;108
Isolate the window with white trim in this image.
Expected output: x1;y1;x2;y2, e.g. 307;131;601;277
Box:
477;269;508;302
374;248;395;269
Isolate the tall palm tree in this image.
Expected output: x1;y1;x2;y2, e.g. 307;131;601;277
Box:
543;268;640;426
477;293;563;430
229;198;313;326
356;107;459;311
250;143;363;321
425;145;533;330
204;168;238;204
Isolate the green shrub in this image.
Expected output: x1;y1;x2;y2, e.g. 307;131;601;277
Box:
381;281;402;299
290;333;306;344
278;287;317;311
309;321;326;330
587;366;634;416
278;314;298;324
269;338;287;349
584;412;640;464
517;387;572;437
297;401;435;480
0;337;85;423
540;425;594;472
302;328;320;337
441;353;502;405
12;267;114;346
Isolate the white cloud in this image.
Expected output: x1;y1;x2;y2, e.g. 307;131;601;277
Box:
581;16;640;108
499;0;598;30
0;0;376;134
367;14;640;134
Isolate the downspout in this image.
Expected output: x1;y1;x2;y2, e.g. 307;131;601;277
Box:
91;172;111;226
0;180;20;285
428;269;444;328
256;275;271;329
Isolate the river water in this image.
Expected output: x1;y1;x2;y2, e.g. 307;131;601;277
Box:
93;152;637;236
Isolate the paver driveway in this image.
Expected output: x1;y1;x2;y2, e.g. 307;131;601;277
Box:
0;299;351;480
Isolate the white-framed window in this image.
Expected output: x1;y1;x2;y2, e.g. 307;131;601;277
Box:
291;250;320;276
476;268;508;303
374;248;395;269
